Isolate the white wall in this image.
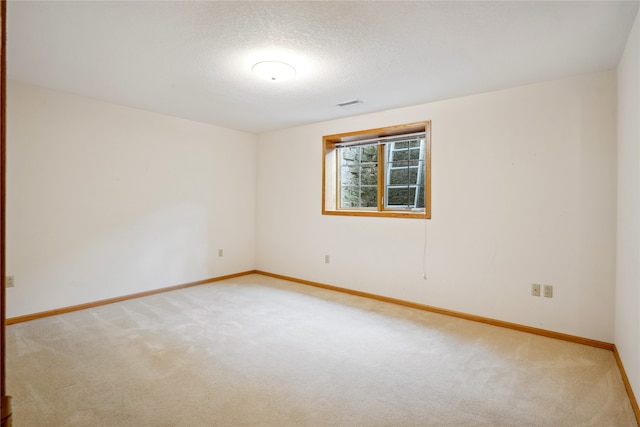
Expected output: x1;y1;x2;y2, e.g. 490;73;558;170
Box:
616;10;640;407
6;82;257;318
257;71;617;342
5;69;622;345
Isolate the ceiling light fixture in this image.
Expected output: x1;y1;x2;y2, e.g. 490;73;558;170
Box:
252;61;296;82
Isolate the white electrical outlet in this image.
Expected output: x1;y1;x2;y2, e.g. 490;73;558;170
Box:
531;283;541;297
5;276;14;288
544;285;553;298
325;255;330;264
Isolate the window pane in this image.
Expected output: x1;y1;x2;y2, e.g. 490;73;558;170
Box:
384;138;425;209
392;149;410;161
341;147;359;165
387;187;413;206
338;144;379;209
388;168;420;185
361;145;378;162
342;166;378;186
360;165;378;185
340;187;360;208
341;166;358;183
389;168;409;185
340;186;378;208
360;187;378;207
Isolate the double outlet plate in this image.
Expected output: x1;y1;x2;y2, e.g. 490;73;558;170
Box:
532;283;553;298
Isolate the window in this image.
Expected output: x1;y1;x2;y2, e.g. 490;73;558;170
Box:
323;121;431;219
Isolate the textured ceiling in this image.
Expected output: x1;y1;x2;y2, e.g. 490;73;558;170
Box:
7;1;640;133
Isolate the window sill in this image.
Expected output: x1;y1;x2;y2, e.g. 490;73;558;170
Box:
322;209;429;219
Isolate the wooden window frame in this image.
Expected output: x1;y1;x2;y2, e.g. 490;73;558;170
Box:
322;121;431;219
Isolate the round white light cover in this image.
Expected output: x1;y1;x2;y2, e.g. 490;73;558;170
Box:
252;61;296;82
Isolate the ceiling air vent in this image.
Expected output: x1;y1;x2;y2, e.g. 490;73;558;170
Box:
337;99;364;108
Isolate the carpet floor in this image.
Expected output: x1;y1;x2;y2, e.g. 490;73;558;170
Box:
7;274;637;426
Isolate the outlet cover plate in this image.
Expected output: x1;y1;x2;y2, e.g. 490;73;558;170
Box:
531;283;541;296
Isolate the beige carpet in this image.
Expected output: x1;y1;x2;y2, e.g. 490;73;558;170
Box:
7;274;637;426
